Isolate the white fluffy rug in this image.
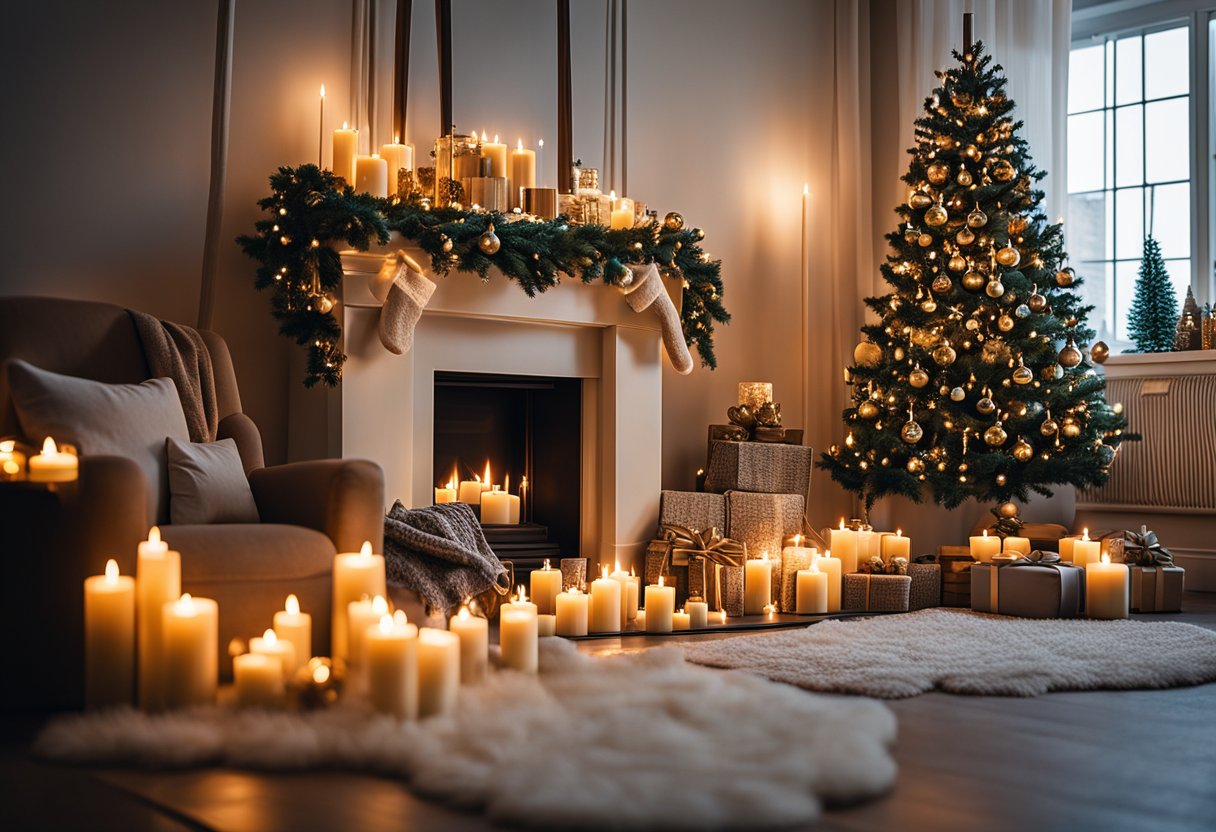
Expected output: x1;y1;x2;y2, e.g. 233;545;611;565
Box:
683;608;1216;698
36;638;896;830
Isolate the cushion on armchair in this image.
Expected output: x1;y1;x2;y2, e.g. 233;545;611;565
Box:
5;359;189;522
166;437;259;525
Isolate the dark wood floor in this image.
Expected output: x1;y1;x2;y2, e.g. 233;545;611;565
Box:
4;594;1215;832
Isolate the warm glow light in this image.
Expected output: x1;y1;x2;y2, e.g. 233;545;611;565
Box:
810;560;820;573
394;133;400;144
378;614;394;634
285;594;300;615
484;461;492;485
4;460;20;475
793;534;802;547
319;84;325;98
393;609;408;626
458;605;470;621
614;559;622;573
175;594;196;616
896;529;903;537
602;565;610;580
658;575;666;588
371;595;389;615
1083;528;1091;541
313;663;331;684
1101;553;1110;565
0;440;14;453
538;138;543;148
803;182;809;196
359;541;373;559
516;585;529;604
982;530;989;539
839;519;846;530
104;559;120;581
504;474;510;493
342;120;348;129
543;558;551;570
630;565;635;577
517;138;523;150
40;436;58;455
481;130;488;142
263;628;277;645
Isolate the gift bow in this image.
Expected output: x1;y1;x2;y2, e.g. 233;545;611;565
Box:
913;554;939;564
659;525;747;572
1009;550;1063;567
1120;528;1174;567
859;556;908;575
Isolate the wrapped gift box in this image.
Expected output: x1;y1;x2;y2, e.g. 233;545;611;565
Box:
1130;565;1185;613
659;490;727;533
938;549;976;608
843;573;911;612
971;558;1084;619
687;554;745;617
705;440;813;496
907;561;941;610
644;540;688;606
726;491;803;601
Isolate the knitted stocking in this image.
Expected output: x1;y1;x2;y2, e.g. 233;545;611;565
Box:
378;254;437;355
621;262;694;374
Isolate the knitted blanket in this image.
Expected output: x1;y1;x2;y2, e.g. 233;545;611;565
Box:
383;501;510;616
128;310;218;442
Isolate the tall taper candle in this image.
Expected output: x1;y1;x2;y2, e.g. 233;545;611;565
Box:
318;85;325;166
137;527;181;711
84;559;135;710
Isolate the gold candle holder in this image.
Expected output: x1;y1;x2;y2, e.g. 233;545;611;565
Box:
737;382;773;409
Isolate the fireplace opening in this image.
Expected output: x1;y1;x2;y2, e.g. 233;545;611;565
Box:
433;371;582;571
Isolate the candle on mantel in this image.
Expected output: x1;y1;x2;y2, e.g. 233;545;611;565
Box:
686;599;708;629
555;586;588;636
347;594;390;669
480;485;513;524
458;462;494;505
814;550;843;612
830;520;859;573
880;529;911;563
317;85;325;166
332;121;358;183
137;527;180;711
506;475;521;524
84;559;135;710
1071;528;1101;568
355;154;389;198
273;594;310;675
481;132;508;177
744;552;773;615
796;560;829;614
418;626;461;718
609;191;634;229
590;566;622;633
1086;553;1129;620
969;529;1001;563
332;541;386;663
510;139;536;210
380;135;414;192
449;603;488;683
609;560;633;624
1002;536;1032;556
530;558;561;615
499;588;539;673
250;628;296;680
233;651;284;709
644;576;675;634
28;436;77;482
434;477;457;505
366;611;418;720
672;608;691;631
162;594;218;709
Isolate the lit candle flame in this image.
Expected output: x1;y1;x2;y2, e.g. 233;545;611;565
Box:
40;436;58;455
372;595;388;615
285;594;300;615
394;133;400;144
481;130;488;142
982;529;989;538
320;84;325;98
658;575;665;588
544;558;551;570
104;559;119;581
1101;552;1110;565
263;628;277;645
839;518;845;530
148;526;162;545
602;565;609;580
484;461;492;485
313;663;331;684
1;440;15;453
614;559;621;574
538;138;543;148
896;529;903;537
360;540;373;558
810;560;819;573
1082;528;1090;541
458;605;470;620
378;614;394;633
793;534;802;547
517;138;523;150
393;609;408;626
504;473;510;493
630;565;635;577
175;593;196;615
515;586;528;604
803;182;809;196
342;120;348;130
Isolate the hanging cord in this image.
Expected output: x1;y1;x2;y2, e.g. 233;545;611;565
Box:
620;0;627;197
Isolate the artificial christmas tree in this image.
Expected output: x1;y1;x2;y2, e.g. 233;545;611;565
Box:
1126;236;1180;353
819;36;1130;516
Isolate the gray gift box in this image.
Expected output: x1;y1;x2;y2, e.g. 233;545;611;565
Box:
726;491;804;601
705;440;813;495
659;490;727;532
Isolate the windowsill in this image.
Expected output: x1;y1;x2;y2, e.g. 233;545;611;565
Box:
1102;351;1216;366
1099;350;1216;377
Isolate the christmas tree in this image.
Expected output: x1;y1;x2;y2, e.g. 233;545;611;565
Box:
1126;236;1179;353
818;39;1130;514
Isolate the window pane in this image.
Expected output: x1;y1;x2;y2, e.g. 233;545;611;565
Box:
1066;191;1107;273
1151;181;1190;259
1114;187;1144;261
1115;35;1142;105
1114;259;1141;342
1145;97;1190;183
1144;27;1188;99
1164;259;1191;310
1069;44;1106;112
1068;112;1105;192
1114;105;1143;187
1106;40;1115;107
1105;109;1114;190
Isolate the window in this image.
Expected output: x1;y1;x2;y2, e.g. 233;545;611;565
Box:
1067;4;1215;349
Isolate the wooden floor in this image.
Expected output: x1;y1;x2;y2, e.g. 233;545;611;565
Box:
4;594;1215;832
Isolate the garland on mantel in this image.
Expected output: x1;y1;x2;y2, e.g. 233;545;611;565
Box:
238;165;729;387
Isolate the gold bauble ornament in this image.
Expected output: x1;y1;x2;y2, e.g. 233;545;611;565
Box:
663;211;685;231
904;225;920;244
853;341;882;367
997;501;1019;519
948;253;967;272
933;343;957;366
996;473;1008;486
993;159;1017;182
1058;340;1083;368
967;206;988;228
998;314;1015;332
984;423;1008;446
965;317;980;332
926;163;949;185
829;443;841;456
956;168;973;187
1043;363;1064;381
976;396;996;415
441;235;454;253
900;419;924;444
894;346;906;361
1040;416;1058;436
920;298;937;313
1090;340;1109;364
956;227;976;246
909;192;933;210
1012;364;1034;385
1027;288;1048;313
1012;438;1034;461
995;243;1021;267
909;367;930;388
858;400;879;419
932;274;954;294
315;294;336;314
1062;417;1082;438
963;144;981;161
962;270;985;291
1055;268;1075;287
478;223;501;255
985;278;1005;298
906;457;925;474
950;386;966;401
924;201;948;227
918;233;934;247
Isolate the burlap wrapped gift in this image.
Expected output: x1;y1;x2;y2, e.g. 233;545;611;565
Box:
908;555;942;610
659;490;727;533
665;525;747;617
842;572;911;612
972;551;1084;619
1118;527;1184;612
705;440;813;496
726;491;804;601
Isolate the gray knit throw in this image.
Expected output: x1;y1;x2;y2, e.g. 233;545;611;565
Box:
383;501;510;616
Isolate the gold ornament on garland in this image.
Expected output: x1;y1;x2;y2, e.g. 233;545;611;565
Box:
1027;285;1047;313
956;168;973;186
926;163;949;185
858;400;879;419
1012;437;1034;461
967;205;988;228
933;343;957;366
985;277;1005;298
932;273;954;293
478;223;502;255
1058;339;1083;368
956;227;976;246
1090;340;1109;364
976;393;996;415
853;340;882;367
998;314;1015;332
909;365;930;388
995;243;1020;267
1056;267;1075;287
984;422;1008;446
962;269;985;291
663;211;685;231
900;405;924;444
1040;412;1058;436
950;386;966;401
918;232;935;247
948;253;967;272
315;293;336;314
992;159;1017;182
1062;416;1082;438
1012;360;1033;385
909;192;933;210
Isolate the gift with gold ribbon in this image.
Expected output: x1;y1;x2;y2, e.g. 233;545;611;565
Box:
660;524;747;615
1117;527;1184;612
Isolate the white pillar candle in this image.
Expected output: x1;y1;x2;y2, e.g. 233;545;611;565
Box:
627;572;640;621
28;436;77;482
332;541;386;663
814;552;843;613
643;577;675;634
858;528;882;560
249;628;296;680
355;154;389;198
830;521;859;573
233;652;284;709
272;594;310;676
1058;535;1080;562
379;138;414;190
366;611;418;720
1086;554;1129;619
781;535;816;612
457;478;486;504
162;594;218;709
434;482;457;504
880;530;911;563
499;591;539;673
555;587;589;636
417;626;461;717
347;594;389;669
84;559;135;710
1071;529;1101;568
609;561;632;623
536;614;555;636
481;485;517;524
449;604;488;683
796;563;829;614
672;609;691;630
530;559;562;615
137;527;180;711
590;566;622;633
332;122;358;183
609;191;634;229
481;133;508;177
510;139;536;210
686;600;708;629
744;553;773;615
969;530;1001;563
1002;536;1032;556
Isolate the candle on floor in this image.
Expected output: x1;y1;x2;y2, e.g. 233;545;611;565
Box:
644;576;675;633
555;586;589;636
84;559;135;710
781;534;816;611
686;600;708;629
1071;529;1101;568
672;608;691;630
510;139;536;210
332;121;358;182
590;566;622;633
530;559;561;615
880;529;911;563
858;528;882;560
250;628;296;680
355;154;389;198
366;611;418;720
500;588;539;673
233;652;284;709
1002;536;1031;556
830;520;859;573
814;551;843;612
744;552;773;615
609;561;632;624
332;541;386;663
969;529;1001;563
137;526;181;711
272;594;310;675
537;614;556;636
417;626;461;717
162;594;218;709
347;594;390;669
796;562;829;614
1086;553;1129;620
449;604;488;683
28;436;77;482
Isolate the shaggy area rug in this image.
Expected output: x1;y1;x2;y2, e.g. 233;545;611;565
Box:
683;608;1216;698
36;639;896;831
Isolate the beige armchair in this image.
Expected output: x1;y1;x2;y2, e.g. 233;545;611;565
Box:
0;297;384;708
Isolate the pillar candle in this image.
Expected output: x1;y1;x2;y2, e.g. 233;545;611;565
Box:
332;541;386;663
448;604;488;683
1085;554;1129;619
538;614;556;636
796;564;829;614
249;628;296;680
28;436;77;482
137;527;181;711
499;592;539;673
1071;529;1101;568
672;609;691;630
555;587;589;636
84;559;135;710
530;559;561;615
859;528;882;560
644;577;675;633
627;572;640;621
365;611;418;720
272;594;310;675
417;627;461;717
830;521;859;573
814;552;843;613
458;478;486;504
686;600;708;629
434;482;457;504
1002;536;1031;556
332;122;358;183
609;561;632;623
162;594;218;709
880;530;911;563
590;567;622;633
347;595;389;668
481;485;519;525
1058;535;1080;562
355;154;389;198
969;530;1001;562
609;192;633;229
233;652;283;709
481;133;508;177
781;535;816;611
744;554;773;615
379;138;414;192
510;139;536;210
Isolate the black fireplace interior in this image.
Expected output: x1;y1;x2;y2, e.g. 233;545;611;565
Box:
433;372;581;570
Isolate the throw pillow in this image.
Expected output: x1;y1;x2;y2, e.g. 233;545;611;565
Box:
5;359;189;523
166;437;259;525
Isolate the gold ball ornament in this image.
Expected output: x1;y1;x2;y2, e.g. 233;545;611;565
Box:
440;235;454;253
1027;288;1048;313
918;233;934;247
962;270;986;291
663;211;684;231
950;386;966;402
956;168;973;187
997;501;1020;519
933;343;957;366
894;346;906;361
909;367;930;388
984;423;1008;446
985;278;1005;298
900;419;924;445
992;159;1017;182
965;317;980;332
995;243;1021;267
998;314;1015;332
924;201;949;227
956;227;976;246
948;253;967;272
1090;341;1109;364
932;274;954;294
920;298;938;313
1055;268;1075;288
478;224;501;255
858;400;879;419
1012;438;1034;462
853;341;882;367
904;225;920;244
926;163;949;185
996;473;1008;486
976;395;996;415
1012;364;1034;385
967;206;989;228
1062;417;1082;438
906;457;925;474
909;192;933;210
1058;340;1083;368
1040;416;1058;436
315;294;336;314
963;144;981;161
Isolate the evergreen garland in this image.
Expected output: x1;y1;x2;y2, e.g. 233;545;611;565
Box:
239;165;729;387
1125;236;1179;353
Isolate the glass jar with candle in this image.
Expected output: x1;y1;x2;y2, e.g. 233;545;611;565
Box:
433;133;480;207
